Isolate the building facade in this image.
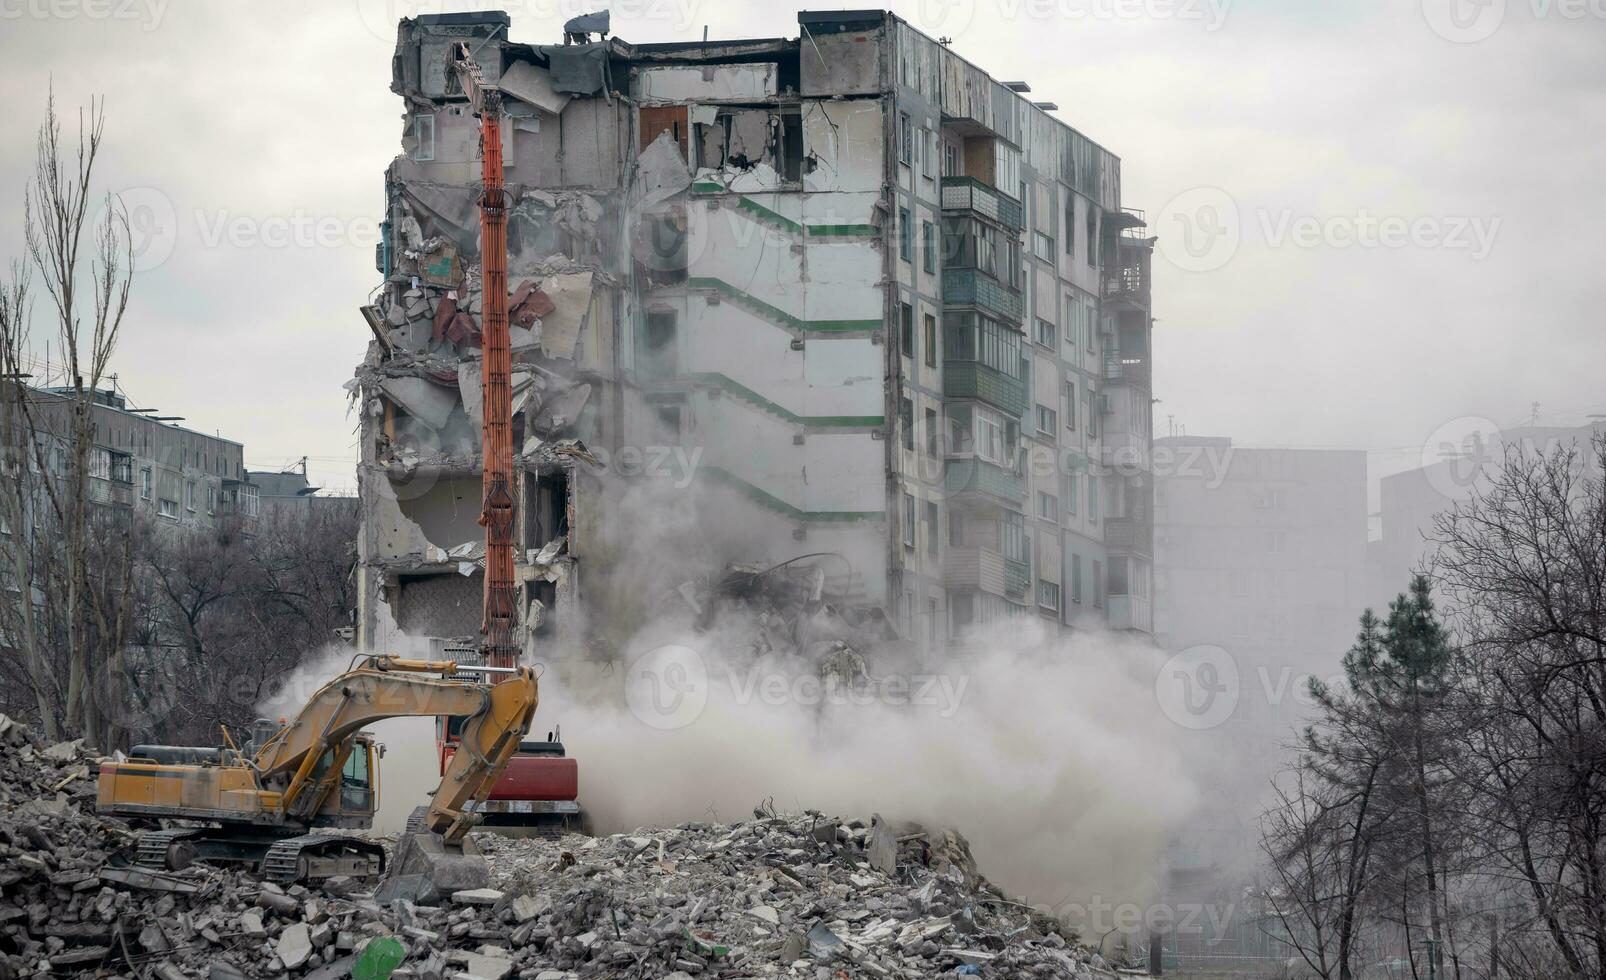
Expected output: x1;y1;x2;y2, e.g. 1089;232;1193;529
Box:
4;385;253;533
1368;420;1606;606
355;10;1156;658
1152;437;1369;967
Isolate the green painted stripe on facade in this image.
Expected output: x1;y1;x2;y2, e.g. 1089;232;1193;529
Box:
687;184;877;239
806;223;878;237
735;197;803;235
703;466;884;523
687;276;882;335
687;372;883;428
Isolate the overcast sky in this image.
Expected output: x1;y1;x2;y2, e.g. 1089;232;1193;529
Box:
1;0;1602;493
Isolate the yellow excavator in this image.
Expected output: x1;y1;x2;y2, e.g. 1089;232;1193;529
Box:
96;655;537;885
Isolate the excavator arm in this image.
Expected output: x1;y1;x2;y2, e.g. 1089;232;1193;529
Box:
252;657;537;842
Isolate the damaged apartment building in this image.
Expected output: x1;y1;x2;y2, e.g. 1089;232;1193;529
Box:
353;9;1157;661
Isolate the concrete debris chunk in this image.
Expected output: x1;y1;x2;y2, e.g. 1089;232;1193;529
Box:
449;887;504;906
277;922;314;969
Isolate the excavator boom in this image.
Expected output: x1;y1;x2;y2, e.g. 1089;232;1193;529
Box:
252;658;538;841
96;658;538;884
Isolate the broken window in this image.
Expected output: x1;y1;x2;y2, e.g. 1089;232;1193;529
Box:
898;112;913;165
899;397;914;451
1108;557;1129;597
413;114;435;162
951;592;973;630
641;311;679;382
779;108;803;182
924;407;938;456
924;502;939;557
1086;206;1098;268
693;106;800;179
652;399;685;439
902;493;916;548
922;221;936;275
923;314;936;368
641;211;688;285
899;302;913;357
899;207;912;263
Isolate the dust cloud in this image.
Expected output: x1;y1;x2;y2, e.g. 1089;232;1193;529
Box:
538;616;1196;918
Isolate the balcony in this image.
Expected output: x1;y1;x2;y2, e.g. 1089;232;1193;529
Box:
1101;353;1151;388
941;176;1023;231
944;268;1023;322
944;456;1025;505
87;477;133;508
944;361;1026;417
1101;266;1149;308
1104;517;1153;557
943;546;1030;599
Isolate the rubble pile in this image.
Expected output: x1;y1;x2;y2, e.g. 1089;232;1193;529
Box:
0;715;1123;978
475;812;1123;979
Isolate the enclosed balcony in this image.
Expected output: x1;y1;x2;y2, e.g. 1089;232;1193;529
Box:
1104;517;1153;557
944;269;1023;323
944;456;1025;506
943;312;1027;416
941;176;1024;232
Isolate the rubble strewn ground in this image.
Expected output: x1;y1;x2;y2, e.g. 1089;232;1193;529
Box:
0;715;1125;979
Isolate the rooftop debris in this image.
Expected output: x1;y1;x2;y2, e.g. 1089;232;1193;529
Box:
0;713;1127;978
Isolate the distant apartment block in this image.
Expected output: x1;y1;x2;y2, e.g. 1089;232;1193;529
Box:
4;385;253;532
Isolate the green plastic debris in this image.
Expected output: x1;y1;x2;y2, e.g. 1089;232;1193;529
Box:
351;936;407;980
684;928;729;959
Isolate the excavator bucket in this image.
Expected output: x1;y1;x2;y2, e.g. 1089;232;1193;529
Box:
378;666;538;900
377;825;491;902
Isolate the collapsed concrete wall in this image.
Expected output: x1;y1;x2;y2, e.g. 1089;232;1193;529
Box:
356;14;619;660
357;13;905;665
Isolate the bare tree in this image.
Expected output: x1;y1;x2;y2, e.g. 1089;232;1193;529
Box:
0;89;135;744
1431;434;1606;978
